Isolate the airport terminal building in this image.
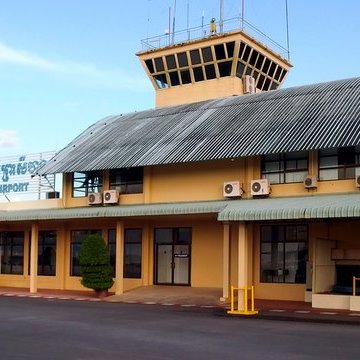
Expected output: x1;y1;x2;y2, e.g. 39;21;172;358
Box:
1;25;360;311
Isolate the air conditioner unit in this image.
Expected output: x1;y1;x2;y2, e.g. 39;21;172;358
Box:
304;175;318;189
243;75;256;94
356;175;360;188
223;181;243;198
103;190;119;204
251;179;270;196
88;192;102;205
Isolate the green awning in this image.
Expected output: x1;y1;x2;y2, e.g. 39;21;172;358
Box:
218;193;360;221
1;194;360;223
0;200;227;222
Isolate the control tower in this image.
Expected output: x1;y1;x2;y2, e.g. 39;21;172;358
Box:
137;19;292;108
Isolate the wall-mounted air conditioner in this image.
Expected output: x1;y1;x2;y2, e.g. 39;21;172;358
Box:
356;175;360;188
243;75;256;94
251;179;270;196
304;175;318;189
223;181;243;198
88;192;102;205
103;190;119;204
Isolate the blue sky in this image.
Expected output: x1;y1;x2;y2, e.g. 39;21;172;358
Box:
0;0;359;157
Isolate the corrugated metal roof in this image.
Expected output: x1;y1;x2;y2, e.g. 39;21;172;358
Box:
2;194;360;223
38;77;360;175
0;201;227;222
218;193;360;221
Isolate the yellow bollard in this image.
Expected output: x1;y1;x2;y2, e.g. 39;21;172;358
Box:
227;285;258;316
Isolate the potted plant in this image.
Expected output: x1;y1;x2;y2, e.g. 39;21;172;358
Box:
79;233;114;298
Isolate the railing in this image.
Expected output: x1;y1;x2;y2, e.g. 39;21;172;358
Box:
227;285;258;315
352;276;360;296
140;17;289;60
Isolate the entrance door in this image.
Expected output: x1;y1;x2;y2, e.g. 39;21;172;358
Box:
155;228;191;285
156;244;173;283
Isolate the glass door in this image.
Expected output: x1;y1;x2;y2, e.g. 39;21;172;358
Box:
173;244;190;284
154;228;191;285
156;244;173;284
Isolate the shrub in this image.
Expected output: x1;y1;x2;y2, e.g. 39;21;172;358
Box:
79;234;114;291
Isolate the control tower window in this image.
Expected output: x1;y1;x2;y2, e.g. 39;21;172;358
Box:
180;70;191;84
166;55;177;70
226;41;235;58
263;78;271;91
205;64;216;79
249;50;258;67
190;49;201;65
177;52;188;67
262;58;271;74
154;57;165;72
257;74;265;90
255;54;265;70
268;62;277;78
274;66;283;81
215;44;226;60
218;61;232;77
154;74;168;89
238;41;246;58
193;67;204;82
145;59;155;74
169;71;180;86
236;61;245;77
279;69;287;82
202;47;213;62
242;45;251;62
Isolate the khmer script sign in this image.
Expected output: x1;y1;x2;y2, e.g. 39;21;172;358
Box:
0;151;56;200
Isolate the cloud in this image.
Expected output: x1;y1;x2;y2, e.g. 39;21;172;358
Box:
0;130;19;148
0;42;60;71
0;42;150;91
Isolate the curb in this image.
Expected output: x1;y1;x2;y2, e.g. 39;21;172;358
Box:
2;292;360;325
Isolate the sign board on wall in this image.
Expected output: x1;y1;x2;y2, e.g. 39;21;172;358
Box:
0;151;56;201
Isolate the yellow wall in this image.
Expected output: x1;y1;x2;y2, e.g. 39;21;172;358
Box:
156;77;244;107
150;159;244;202
192;221;223;287
59;154;360;209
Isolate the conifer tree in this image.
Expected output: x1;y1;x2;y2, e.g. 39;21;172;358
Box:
79;234;114;293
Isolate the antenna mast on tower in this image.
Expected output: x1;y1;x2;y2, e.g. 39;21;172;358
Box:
219;0;224;33
285;0;290;60
172;0;177;44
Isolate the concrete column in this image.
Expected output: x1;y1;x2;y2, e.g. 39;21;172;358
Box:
29;222;39;293
142;225;150;286
237;222;247;310
221;222;230;301
57;228;67;290
115;221;124;295
148;229;154;286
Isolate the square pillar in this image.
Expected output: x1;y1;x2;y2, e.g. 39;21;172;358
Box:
221;222;230;301
30;223;39;293
142;225;150;286
115;221;124;295
237;222;247;310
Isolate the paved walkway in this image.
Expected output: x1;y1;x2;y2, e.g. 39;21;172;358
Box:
1;286;360;324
